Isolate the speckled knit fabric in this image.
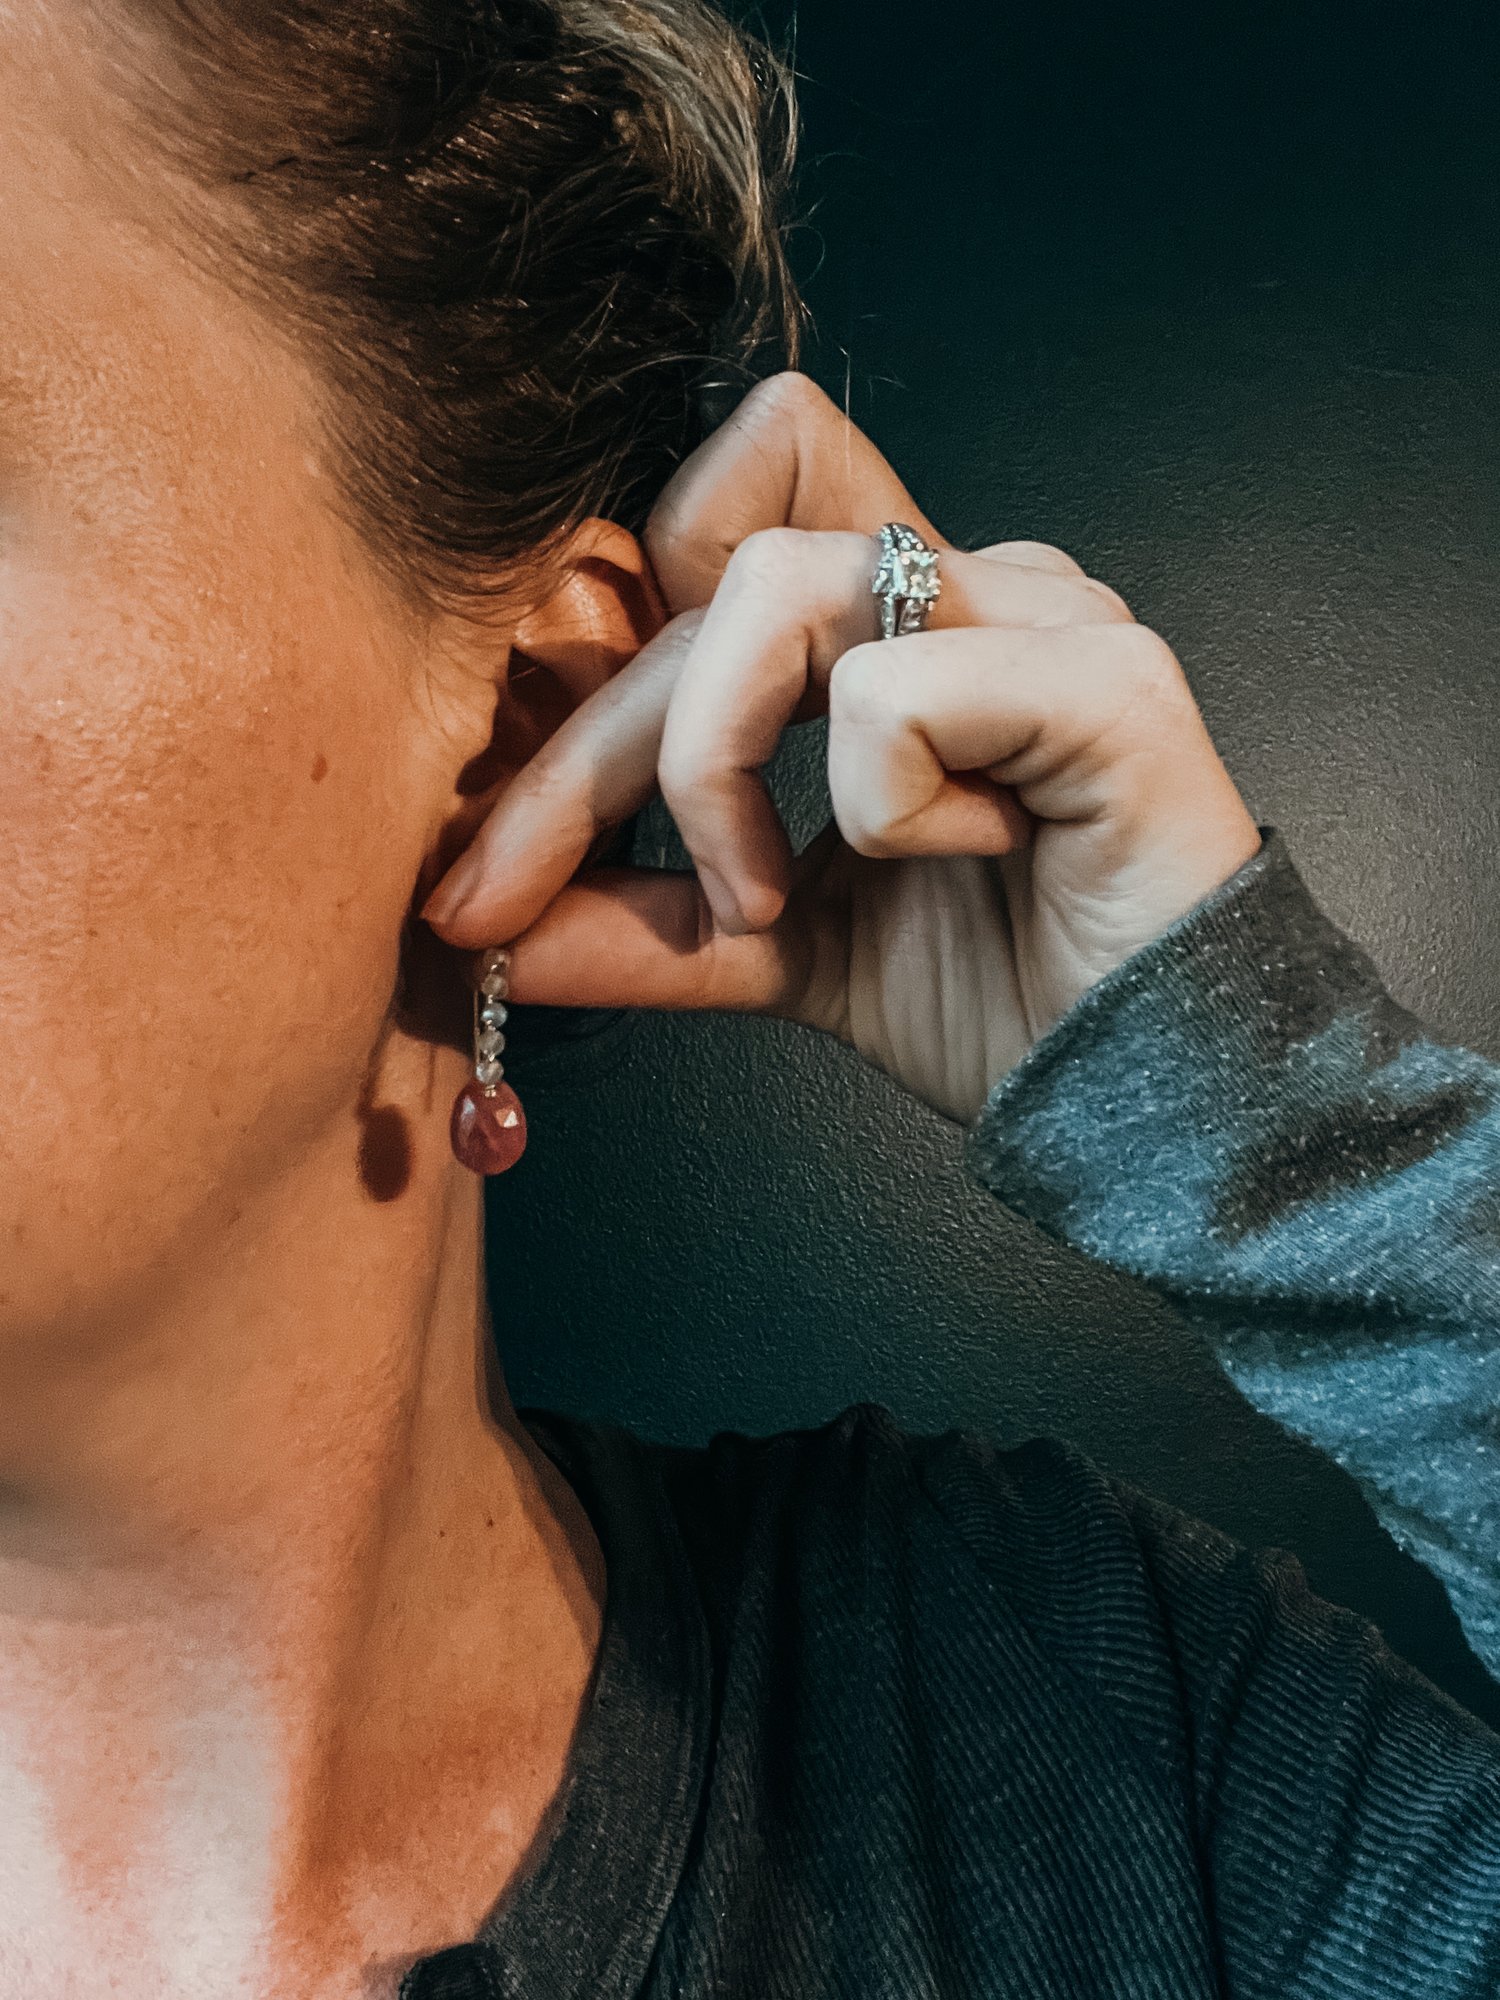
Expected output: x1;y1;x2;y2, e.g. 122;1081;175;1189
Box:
962;820;1500;1684
401;823;1500;2000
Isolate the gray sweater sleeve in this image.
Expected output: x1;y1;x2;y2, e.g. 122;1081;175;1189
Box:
962;824;1500;1683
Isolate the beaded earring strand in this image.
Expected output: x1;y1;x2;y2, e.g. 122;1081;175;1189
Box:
449;946;528;1174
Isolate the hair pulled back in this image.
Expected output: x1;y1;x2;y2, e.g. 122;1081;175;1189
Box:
97;0;805;624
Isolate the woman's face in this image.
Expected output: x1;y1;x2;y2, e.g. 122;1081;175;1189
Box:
0;17;477;1352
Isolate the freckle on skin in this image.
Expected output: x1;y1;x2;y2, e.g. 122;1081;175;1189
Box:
310;753;329;783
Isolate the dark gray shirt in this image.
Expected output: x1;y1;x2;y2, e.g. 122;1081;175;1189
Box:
401;826;1500;1998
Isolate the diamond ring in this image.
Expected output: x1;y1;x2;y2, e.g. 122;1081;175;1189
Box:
871;522;942;640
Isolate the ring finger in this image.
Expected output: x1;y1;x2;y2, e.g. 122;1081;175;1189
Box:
658;528;1132;934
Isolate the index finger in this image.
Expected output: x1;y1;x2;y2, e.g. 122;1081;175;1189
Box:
644;372;949;613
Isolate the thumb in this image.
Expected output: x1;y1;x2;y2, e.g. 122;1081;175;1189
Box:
499;865;801;1017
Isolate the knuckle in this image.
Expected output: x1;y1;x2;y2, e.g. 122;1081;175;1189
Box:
843;820;900;860
829;641;903;727
1112;623;1185;698
742;368;833;426
998;538;1086;576
640;504;675;564
1078;575;1136;622
656;735;706;805
655;706;711;802
725;523;811;591
641;497;707;602
830;778;903;860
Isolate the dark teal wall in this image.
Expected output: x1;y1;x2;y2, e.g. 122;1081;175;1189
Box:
495;0;1500;1727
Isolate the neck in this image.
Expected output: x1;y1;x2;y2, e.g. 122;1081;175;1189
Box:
0;1030;604;1997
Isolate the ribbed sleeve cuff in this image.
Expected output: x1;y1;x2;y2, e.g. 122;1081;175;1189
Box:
961;825;1404;1238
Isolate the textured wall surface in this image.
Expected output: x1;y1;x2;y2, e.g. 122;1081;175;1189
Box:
495;0;1500;1724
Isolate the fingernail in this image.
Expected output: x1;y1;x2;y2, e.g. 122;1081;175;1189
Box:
421;866;479;927
698;863;749;936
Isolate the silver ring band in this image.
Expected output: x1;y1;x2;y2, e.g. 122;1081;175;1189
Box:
872;521;942;640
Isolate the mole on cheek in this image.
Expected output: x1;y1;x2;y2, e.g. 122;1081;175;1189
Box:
310;753;329;783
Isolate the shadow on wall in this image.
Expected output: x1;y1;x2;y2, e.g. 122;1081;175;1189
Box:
495;0;1500;1729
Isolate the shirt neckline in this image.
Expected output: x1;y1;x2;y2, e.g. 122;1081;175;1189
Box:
448;1407;710;1998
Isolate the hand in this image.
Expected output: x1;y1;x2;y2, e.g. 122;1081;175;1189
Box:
421;373;1263;1126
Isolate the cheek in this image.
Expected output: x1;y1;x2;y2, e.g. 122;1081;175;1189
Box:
0;520;427;1337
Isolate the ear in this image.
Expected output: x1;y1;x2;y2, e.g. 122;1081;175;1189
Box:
414;518;668;912
487;516;669;781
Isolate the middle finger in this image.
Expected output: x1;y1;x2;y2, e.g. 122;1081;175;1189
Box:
659;528;1131;933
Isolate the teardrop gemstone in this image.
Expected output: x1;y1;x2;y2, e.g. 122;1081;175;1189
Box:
450;1079;528;1175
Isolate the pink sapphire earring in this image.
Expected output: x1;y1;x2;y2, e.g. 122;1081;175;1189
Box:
449;947;528;1175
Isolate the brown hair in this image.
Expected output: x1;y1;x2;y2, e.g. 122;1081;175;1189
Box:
91;0;807;1056
94;0;806;626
